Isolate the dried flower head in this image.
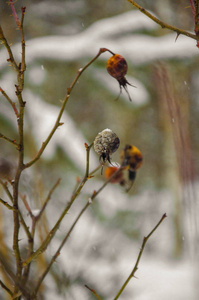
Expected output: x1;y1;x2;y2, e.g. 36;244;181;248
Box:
106;53;136;101
104;166;125;185
120;144;143;192
120;144;143;171
94;129;120;163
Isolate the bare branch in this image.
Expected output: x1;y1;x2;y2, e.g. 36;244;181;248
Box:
113;213;167;300
0;25;19;72
0;132;19;148
127;0;198;41
32;167;124;295
0;198;13;210
85;285;102;300
23;143;94;267
24;48;111;169
0;87;19;117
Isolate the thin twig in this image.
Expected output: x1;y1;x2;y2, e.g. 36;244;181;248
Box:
113;213;167;300
85;285;102;300
22;178;61;285
0;251;31;299
0;179;13;202
24;48;111;169
17;7;26;93
0;179;32;241
0;87;19;117
127;0;198;41
5;3;27;294
0;25;19;72
9;0;20;27
0;198;13;210
23;143;94;267
32;167;123;295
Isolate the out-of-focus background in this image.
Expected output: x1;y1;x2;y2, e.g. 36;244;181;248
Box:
0;0;199;299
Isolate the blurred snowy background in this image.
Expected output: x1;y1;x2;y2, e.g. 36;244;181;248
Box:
0;0;199;299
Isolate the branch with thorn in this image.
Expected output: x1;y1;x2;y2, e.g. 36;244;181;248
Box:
127;0;199;45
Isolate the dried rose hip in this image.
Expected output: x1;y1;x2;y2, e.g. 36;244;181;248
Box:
106;53;135;101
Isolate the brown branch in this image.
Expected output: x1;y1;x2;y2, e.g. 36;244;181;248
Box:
6;3;27;294
0;251;31;299
0;132;18;148
0;179;32;242
24;48;111;169
85;285;102;300
0;179;13;202
0;25;19;72
127;0;198;41
0;87;19;117
113;213;167;300
23;143;94;267
32;167;123;295
22;178;61;285
17;7;26;94
9;0;20;27
0;198;13;210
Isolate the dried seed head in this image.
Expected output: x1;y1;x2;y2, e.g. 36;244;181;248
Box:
107;54;128;80
120;144;143;171
104;166;125;185
106;54;136;102
94;129;120;163
120;145;143;192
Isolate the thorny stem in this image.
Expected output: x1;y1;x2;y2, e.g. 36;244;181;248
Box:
0;179;32;241
22;179;61;285
24;48;111;169
85;285;102;300
17;7;26;94
33;201;90;296
0;251;31;299
0;87;19;117
0;26;19;72
127;0;198;42
113;213;167;300
0;198;13;210
23;144;94;267
32;167;123;296
0;3;27;296
0;132;18;148
0;179;13;202
9;0;20;27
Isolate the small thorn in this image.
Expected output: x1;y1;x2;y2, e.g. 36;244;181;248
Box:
175;32;180;42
